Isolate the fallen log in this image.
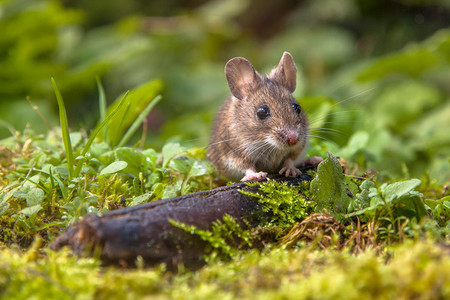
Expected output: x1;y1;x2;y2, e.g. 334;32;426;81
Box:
50;167;314;269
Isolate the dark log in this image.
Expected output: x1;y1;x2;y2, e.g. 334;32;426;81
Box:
50;168;313;269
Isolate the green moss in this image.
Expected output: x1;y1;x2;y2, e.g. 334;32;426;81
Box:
0;239;447;299
170;214;253;261
242;179;317;228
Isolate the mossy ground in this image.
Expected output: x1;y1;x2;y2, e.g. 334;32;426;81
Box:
0;238;447;299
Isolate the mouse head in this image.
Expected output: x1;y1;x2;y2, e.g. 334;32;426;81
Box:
224;52;308;150
225;51;297;99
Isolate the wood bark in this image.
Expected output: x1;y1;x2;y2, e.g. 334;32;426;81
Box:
50;169;313;269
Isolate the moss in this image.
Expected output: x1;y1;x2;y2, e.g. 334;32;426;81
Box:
170;214;253;261
242;179;317;228
0;239;447;299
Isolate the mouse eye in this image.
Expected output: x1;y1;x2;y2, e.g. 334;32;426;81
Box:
292;103;302;115
256;106;270;120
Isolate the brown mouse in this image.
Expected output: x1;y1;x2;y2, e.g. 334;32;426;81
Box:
208;52;321;181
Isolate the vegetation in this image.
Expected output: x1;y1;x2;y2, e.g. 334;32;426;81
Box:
0;0;449;298
0;239;448;299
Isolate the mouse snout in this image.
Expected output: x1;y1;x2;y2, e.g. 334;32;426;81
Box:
285;131;299;146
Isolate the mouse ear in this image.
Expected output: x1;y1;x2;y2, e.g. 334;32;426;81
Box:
225;57;262;100
270;52;297;93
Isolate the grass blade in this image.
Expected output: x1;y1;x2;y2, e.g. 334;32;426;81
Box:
11;171;49;194
96;77;107;141
51;78;74;181
73;92;129;178
117;95;162;148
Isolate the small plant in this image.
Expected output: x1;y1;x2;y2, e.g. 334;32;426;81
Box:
309;153;443;244
310;152;358;221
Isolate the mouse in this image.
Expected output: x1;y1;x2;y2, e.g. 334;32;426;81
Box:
207;51;322;182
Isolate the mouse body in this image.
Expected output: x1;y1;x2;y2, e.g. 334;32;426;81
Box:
208;52;316;181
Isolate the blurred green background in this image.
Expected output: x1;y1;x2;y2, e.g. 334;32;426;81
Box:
0;0;449;181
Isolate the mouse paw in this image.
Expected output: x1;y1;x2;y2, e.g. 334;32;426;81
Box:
279;166;301;177
241;169;268;181
279;158;302;177
300;156;323;166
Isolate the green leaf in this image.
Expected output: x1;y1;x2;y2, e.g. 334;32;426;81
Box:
382;179;421;203
346;185;385;219
162;143;185;168
100;161;128;176
189;160;213;177
162;180;182;199
444;201;450;210
349;179;375;212
170;158;192;175
20;204;42;217
151;183;164;200
25;187;45;207
113;147;150;176
169;157;212;177
130;193;152;206
310;152;352;221
142;148;158;170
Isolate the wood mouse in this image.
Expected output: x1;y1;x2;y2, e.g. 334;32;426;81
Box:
208;51;321;181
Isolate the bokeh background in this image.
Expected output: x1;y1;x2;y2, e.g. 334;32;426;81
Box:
0;0;449;181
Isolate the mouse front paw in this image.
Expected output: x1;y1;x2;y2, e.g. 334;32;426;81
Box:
241;169;268;181
279;166;301;177
279;159;302;177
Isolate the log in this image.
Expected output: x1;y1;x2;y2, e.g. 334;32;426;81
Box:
50;168;313;269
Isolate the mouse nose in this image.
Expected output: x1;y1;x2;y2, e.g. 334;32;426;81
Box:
286;131;298;146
